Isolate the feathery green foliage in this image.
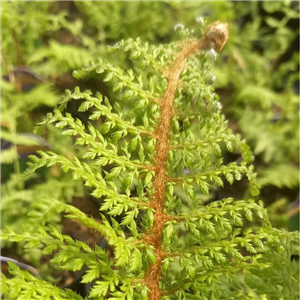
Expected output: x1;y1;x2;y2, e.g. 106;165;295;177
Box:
212;1;299;194
1;19;298;300
0;67;83;252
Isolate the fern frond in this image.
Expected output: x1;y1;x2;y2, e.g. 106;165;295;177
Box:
1;261;86;300
257;164;299;188
73;58;162;103
28;41;91;76
2;20;298;300
1;148;18;164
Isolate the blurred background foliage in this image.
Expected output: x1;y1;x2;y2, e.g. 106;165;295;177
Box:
1;0;299;285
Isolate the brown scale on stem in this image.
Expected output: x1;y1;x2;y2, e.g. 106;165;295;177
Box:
142;22;229;300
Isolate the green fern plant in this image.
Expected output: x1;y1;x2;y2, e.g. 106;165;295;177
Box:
1;21;298;300
211;1;299;198
0;31;83;265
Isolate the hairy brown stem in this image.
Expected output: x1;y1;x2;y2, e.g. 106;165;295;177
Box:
142;22;229;300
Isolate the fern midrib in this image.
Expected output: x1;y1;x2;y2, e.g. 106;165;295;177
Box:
142;22;229;300
143;40;203;300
